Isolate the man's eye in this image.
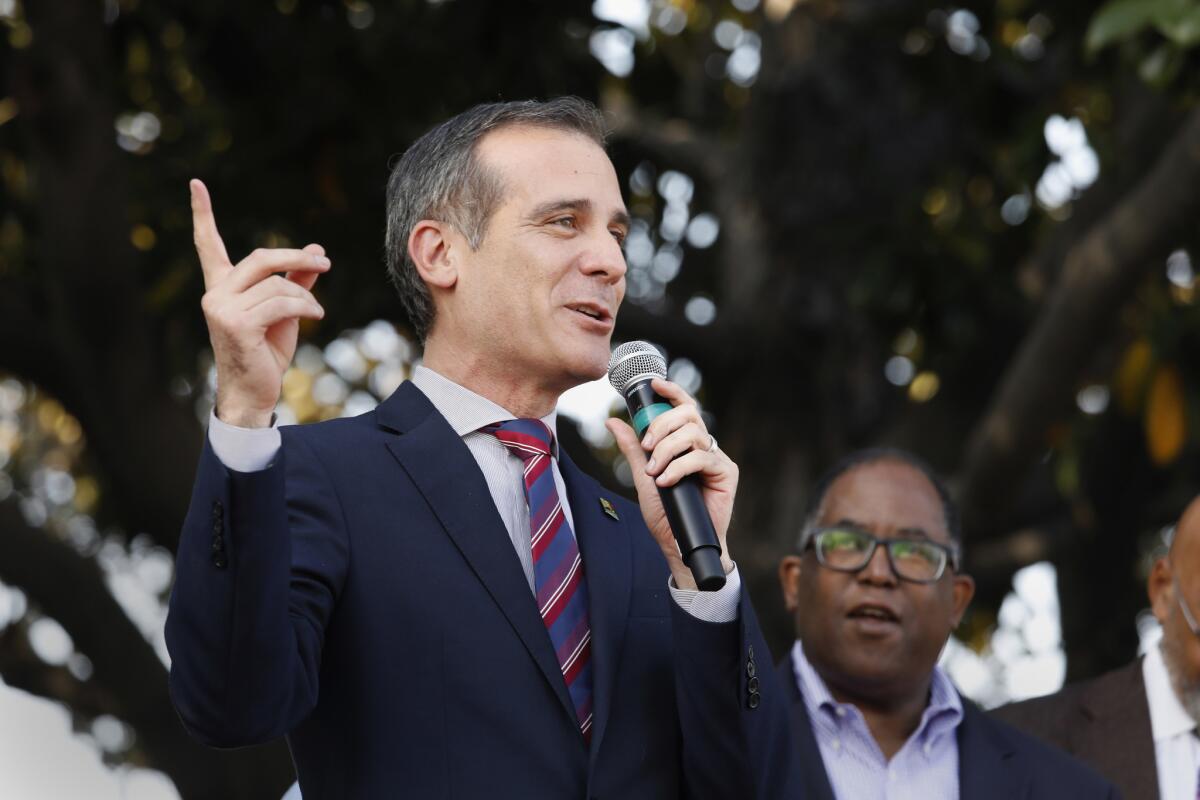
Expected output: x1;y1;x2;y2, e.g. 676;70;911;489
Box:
826;531;866;550
611;229;627;245
551;217;577;229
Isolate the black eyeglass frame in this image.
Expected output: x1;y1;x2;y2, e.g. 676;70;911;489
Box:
803;526;961;584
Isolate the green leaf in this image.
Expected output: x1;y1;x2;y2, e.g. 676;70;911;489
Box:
1155;5;1200;46
1087;0;1161;54
1086;0;1200;53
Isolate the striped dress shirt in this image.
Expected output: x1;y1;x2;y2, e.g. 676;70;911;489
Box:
791;640;964;800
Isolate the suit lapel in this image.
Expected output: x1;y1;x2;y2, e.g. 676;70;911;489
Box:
957;701;1028;800
778;655;837;800
378;382;577;725
557;449;631;762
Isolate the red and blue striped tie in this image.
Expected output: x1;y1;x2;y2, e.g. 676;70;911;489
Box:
484;419;594;741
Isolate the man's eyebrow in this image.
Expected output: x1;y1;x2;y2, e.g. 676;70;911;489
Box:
894;527;933;542
527;198;631;229
528;198;592;220
831;519;936;542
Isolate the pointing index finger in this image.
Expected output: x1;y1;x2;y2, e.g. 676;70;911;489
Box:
190;179;232;287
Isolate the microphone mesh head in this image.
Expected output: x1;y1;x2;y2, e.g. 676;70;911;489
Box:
608;341;667;396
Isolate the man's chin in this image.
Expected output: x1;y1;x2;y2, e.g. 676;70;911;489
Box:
564;342;613;383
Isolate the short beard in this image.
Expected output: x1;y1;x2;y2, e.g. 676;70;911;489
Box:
1160;636;1200;724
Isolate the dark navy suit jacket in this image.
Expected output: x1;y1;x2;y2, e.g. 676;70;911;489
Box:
769;655;1122;799
165;381;775;799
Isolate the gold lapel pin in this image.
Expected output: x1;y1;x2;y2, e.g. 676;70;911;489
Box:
599;498;619;521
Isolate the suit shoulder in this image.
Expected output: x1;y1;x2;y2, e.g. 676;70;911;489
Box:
990;660;1137;737
280;409;381;450
990;684;1079;732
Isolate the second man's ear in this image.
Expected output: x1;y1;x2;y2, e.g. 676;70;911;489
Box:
779;555;804;613
409;219;460;290
1147;557;1174;625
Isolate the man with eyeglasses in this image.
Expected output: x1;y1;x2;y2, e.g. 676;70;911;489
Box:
995;496;1200;799
770;448;1117;799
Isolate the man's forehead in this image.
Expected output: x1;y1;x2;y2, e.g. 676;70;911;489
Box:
818;461;950;541
478;125;612;174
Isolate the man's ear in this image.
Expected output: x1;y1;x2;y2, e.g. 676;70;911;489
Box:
779;555;804;613
949;573;975;628
1148;557;1173;625
408;220;459;290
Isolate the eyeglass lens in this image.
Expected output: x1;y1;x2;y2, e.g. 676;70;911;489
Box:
816;528;948;582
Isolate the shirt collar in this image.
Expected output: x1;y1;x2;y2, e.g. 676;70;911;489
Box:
1143;640;1198;742
790;639;963;737
410;365;560;457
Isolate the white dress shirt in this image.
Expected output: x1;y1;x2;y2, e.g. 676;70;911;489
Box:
1144;641;1200;800
207;365;740;622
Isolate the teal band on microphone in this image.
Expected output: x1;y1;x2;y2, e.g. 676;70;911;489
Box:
632;403;673;437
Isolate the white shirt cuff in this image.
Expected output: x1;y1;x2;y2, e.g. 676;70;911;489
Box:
669;564;741;624
208;410;281;473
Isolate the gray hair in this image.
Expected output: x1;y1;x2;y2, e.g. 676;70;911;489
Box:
384;97;609;342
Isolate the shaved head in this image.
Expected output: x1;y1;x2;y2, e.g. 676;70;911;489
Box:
1170;496;1200;559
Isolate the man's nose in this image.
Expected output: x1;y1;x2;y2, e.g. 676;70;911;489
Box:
858;542;898;586
581;229;627;284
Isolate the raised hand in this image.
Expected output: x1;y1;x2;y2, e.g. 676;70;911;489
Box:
606;378;738;590
191;179;330;428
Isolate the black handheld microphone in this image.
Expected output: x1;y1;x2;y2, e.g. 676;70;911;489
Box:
608;341;726;591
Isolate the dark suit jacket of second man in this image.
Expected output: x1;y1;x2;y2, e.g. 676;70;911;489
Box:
993;660;1156;800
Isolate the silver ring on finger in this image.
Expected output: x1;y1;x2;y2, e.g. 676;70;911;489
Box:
705;434;718;453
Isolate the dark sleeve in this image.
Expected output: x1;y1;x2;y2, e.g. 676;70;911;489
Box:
670;586;800;800
164;432;349;747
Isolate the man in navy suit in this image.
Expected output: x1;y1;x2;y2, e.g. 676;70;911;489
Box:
165;98;774;799
767;448;1119;799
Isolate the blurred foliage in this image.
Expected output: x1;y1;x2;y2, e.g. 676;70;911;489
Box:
1087;0;1200;53
1087;0;1200;85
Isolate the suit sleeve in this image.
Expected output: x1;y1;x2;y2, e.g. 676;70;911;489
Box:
165;432;349;747
670;586;799;800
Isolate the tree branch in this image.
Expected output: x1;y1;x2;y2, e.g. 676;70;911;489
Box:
6;0;204;552
605;107;731;184
958;106;1200;540
614;302;726;364
0;278;74;403
0;497;292;797
0;622;114;723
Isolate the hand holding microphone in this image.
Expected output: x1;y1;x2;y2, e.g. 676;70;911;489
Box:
605;341;736;591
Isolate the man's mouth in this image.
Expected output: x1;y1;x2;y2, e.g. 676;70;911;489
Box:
566;302;611;323
847;604;900;623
